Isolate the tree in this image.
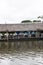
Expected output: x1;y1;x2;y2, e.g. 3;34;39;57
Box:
21;20;32;23
38;16;43;19
33;20;41;22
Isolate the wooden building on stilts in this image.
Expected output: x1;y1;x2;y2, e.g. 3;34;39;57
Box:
0;23;43;41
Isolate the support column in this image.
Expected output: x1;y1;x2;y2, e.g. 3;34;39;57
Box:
36;31;41;38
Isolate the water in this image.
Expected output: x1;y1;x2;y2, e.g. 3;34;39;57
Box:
0;41;43;65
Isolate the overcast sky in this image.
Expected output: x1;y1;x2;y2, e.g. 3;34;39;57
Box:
0;0;43;24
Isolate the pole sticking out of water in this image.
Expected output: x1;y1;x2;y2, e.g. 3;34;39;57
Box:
4;16;8;41
4;16;7;24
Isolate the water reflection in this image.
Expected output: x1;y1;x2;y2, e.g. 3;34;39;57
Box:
0;40;43;50
0;40;43;65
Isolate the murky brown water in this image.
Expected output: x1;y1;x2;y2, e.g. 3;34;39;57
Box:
0;40;43;65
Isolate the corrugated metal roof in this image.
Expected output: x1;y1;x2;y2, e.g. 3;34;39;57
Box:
0;23;43;32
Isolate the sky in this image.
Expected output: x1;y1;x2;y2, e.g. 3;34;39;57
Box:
0;0;43;24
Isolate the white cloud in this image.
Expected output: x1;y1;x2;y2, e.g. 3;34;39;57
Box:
0;0;43;23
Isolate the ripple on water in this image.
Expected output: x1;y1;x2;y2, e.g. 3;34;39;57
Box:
0;50;43;65
0;41;43;65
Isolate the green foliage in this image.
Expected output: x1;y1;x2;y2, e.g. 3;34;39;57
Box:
33;20;41;22
21;20;32;23
38;16;43;19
